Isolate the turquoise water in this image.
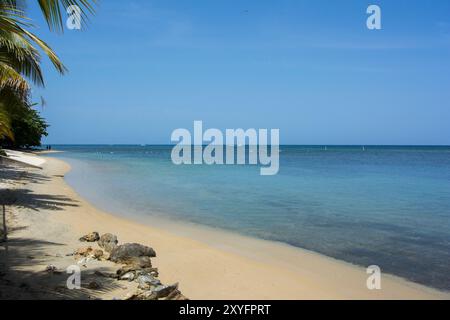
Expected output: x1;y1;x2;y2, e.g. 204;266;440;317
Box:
50;145;450;291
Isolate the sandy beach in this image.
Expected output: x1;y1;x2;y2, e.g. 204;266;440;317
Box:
1;151;449;300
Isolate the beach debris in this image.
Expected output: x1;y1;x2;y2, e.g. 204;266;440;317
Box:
79;231;100;242
109;243;156;264
98;233;118;252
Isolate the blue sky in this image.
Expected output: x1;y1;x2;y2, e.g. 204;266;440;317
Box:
27;0;450;145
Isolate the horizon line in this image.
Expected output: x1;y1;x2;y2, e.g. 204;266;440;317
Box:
40;144;450;147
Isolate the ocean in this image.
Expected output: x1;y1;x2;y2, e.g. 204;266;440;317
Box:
49;145;450;291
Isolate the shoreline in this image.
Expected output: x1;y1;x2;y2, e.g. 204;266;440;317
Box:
2;152;449;299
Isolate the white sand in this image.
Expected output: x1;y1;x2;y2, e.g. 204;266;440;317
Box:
1;154;449;300
3;149;47;167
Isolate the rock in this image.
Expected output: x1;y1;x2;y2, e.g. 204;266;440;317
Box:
152;283;179;299
165;289;188;300
79;231;100;242
87;281;101;290
74;247;103;261
137;274;161;290
116;265;158;278
93;249;104;260
141;290;158;300
124;292;135;300
120;256;152;269
116;266;135;278
149;269;159;277
98;233;118;253
119;272;135;281
129;284;179;300
74;246;93;257
126;289;158;301
109;243;156;264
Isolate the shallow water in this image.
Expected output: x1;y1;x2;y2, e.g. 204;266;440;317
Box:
50;145;450;291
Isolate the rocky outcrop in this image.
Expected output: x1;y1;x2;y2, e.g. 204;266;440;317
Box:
76;232;187;300
109;243;156;263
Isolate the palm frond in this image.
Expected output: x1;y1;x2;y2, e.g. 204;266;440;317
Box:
21;28;66;74
0;31;45;86
0;4;67;80
0;62;30;96
37;0;96;32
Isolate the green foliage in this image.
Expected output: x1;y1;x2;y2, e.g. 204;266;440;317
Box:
0;87;48;148
0;106;13;140
9;105;48;148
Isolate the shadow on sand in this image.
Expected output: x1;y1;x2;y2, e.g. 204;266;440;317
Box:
0;237;124;299
0;162;79;210
0;162;122;299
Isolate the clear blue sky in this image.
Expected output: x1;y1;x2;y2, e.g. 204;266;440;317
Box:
27;0;450;145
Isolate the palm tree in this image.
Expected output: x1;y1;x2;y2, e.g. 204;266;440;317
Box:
0;107;13;140
0;0;96;142
1;0;96;242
